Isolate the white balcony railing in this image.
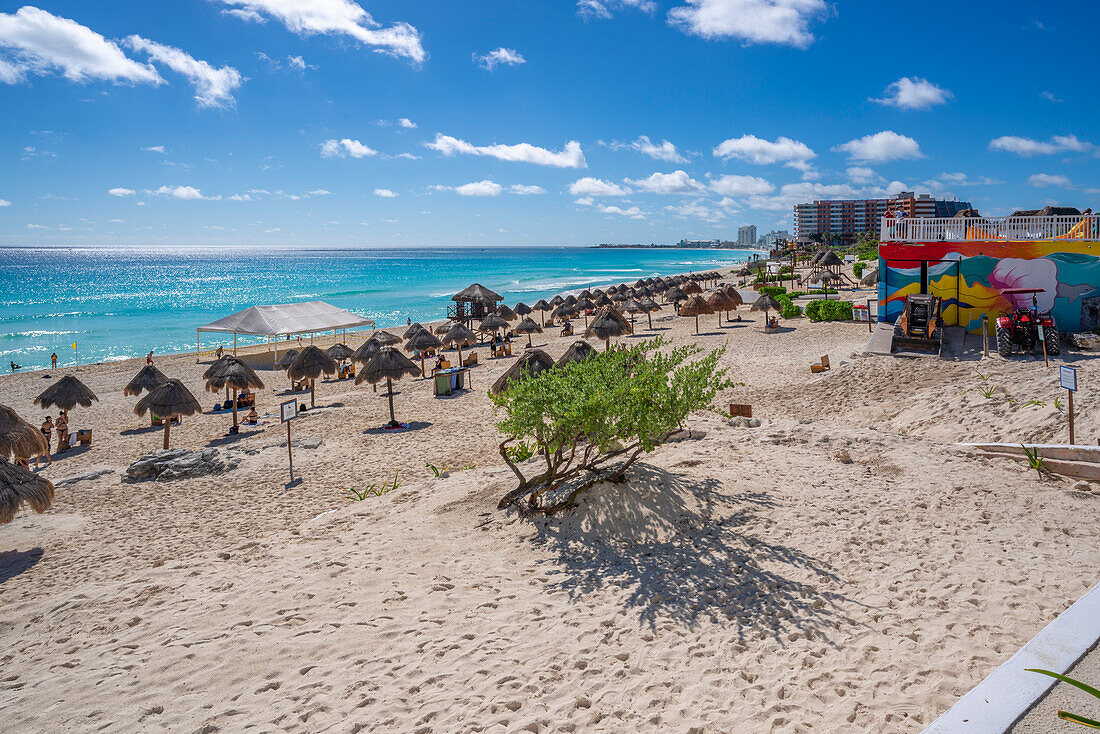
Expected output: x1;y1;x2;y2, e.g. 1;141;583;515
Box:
881;214;1099;243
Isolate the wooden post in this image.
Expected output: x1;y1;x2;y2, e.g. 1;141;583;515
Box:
1068;389;1075;445
310;379;316;408
232;388;238;429
1040;323;1049;368
982;314;988;358
286;419;294;482
163;415;171;450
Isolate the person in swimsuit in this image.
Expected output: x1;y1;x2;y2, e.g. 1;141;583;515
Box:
51;353;58;368
147;351;154;365
38;416;53;467
245;407;259;424
55;411;69;450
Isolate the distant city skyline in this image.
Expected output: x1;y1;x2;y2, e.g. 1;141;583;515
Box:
1;1;1096;247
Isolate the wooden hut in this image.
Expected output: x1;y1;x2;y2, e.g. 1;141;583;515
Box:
450;283;504;325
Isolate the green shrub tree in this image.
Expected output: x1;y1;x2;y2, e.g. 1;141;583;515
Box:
490;338;732;514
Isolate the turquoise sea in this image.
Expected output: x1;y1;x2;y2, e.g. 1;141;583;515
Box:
0;246;755;371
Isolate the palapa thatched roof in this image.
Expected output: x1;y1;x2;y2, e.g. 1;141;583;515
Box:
819;251;843;267
202;356;231;380
134;379;202;419
860;267;879;287
549;295;564;307
576;298;595;311
405;331;443;352
706;290;738;310
432;321;455;335
123;364;168;397
496;304;518;321
352;339;380;364
816;270;842;282
275;349;300;370
0;455;54;524
0;405;48;460
585;308;632;341
809;250;826;264
372;330;401;346
679;294;714;317
556;340;597;367
721;285;744;306
452;283;503;303
639;297;662;312
578;289;593;300
404;322;426;340
478;314;509;332
35;375;98;412
490;349;555;395
356;346;421;385
442;323;477;347
532;299;551;311
750;295;782;312
205;356;265;393
513;302;532;316
288;345;337;380
664;287;687;303
593;294;613;307
563;295;579;306
622;299;645;314
513;317;543;334
682;281;703;295
549;305;573;320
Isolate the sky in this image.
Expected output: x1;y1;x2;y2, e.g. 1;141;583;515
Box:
0;0;1097;247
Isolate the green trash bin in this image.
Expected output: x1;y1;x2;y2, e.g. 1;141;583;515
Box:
434;371;452;396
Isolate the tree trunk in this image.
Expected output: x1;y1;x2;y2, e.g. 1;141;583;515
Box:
387;376;396;425
232;388;238;429
163;417;171;450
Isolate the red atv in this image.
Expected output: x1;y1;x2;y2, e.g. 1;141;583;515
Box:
995;288;1060;358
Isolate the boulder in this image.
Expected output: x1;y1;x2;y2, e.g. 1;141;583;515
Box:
728;417;761;428
54;468;114;487
125;448;241;482
667;428;707;442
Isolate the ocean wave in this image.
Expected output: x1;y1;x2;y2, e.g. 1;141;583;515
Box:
0;329;87;340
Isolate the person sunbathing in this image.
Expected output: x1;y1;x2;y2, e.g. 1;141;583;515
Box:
245;407;259;424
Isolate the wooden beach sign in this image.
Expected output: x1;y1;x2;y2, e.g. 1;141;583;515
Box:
281;399;298;482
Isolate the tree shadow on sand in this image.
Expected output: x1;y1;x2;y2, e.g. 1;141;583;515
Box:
528;463;853;643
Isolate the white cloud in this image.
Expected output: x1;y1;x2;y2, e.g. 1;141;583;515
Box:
397;117;416;129
626;170;705;194
126;36;242;108
708;174;774;196
664;200;726;223
578;0;656;19
568;177;629;196
373;188;398;198
0;198;10;207
223;8;265;23
474;47;526;71
0;6;161;85
872;77;952;110
747;182;860;211
307;188;331;196
603;135;688;163
320;138;377;158
286;54;315;71
598;204;645;219
426;134;586;168
108;187;136;197
395;152;420;160
1039;91;1062;103
989;134;1093;156
142;145;166;154
217;0;425;63
26;223;48;229
846;166;877;184
1028;173;1073;188
509;184;546;195
933;172;1004;186
833;130;923;162
155;185;207;200
712;134;816;177
667;0;829;49
452;180;503;197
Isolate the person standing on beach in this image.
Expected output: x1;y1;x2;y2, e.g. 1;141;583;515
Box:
51;353;58;369
147;350;154;365
215;345;224;359
55;411;69;451
38;416;53;467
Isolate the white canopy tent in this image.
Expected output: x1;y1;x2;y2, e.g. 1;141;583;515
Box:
197;301;375;365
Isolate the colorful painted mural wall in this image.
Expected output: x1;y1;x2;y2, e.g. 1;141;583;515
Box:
878;240;1100;333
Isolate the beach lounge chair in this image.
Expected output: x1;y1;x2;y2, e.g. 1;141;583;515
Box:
76;429;92;446
464;353;479;367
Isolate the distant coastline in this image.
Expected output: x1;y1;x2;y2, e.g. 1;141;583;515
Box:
594;243;769;252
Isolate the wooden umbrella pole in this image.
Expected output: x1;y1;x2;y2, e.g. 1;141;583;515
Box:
647;312;652;330
310;379;316;408
232;388;238;428
387;377;396;425
163;416;171;450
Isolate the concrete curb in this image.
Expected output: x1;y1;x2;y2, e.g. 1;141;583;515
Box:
923;583;1100;733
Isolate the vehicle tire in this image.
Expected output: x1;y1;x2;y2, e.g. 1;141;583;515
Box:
1045;327;1061;355
996;325;1013;358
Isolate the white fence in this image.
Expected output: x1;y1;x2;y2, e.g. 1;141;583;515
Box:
881;214;1099;243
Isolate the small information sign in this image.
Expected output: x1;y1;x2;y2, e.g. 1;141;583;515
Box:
1059;365;1078;392
281;399;298;422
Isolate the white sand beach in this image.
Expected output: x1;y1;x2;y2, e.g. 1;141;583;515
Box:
2;270;1099;732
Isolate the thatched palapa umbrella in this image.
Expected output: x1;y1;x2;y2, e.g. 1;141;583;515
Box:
442;323;477;365
123;364;168;397
1;456;54;524
478;314;509;338
679;295;714;334
490;349;555;395
585;308;632;351
621;299;645;327
356;347;421;428
751;294;783;327
860;267;879;287
706;290;739;327
549;295;565;308
275;349;299;389
532;299;552;326
513;302;533;318
288;345;337;408
327;343;355;363
205;356;265;430
576;298;595;327
0;405;48;461
593;293;613;308
639;297;662;330
405;331;443;377
404;322;426;340
134;379;202;449
549;305;573;323
353;338;380;365
664;286;687;305
372;330;402;346
556;340;597;367
682;280;703;295
35;375;98;413
816;269;841;300
496;304;517;322
513;317;543;347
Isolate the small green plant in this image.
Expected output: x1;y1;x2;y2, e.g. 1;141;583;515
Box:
1054;396;1064;411
958;389;968;397
504;440;537;464
343;470;402;500
426;462;450;478
461;462;477;471
852;262;866;278
1025;669;1100;728
978;384;1000;399
1024;400;1047;407
1021;445;1046;478
974;370;995;383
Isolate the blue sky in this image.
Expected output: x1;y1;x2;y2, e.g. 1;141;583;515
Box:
0;0;1097;247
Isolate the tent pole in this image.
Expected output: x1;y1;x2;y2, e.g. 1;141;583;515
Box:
234;332;238;356
196;330;200;362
